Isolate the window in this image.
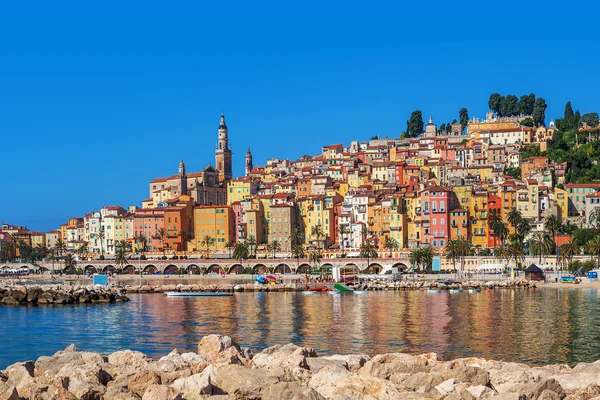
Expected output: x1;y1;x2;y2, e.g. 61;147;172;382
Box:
441;218;444;225
441;201;445;210
433;218;437;224
440;240;445;247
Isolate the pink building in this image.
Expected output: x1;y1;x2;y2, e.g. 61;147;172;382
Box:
133;208;165;251
420;186;451;248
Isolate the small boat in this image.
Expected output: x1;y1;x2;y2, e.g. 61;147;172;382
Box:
302;291;316;295
449;289;464;294
353;290;368;294
164;292;233;297
468;289;481;293
327;290;341;295
307;286;331;292
427;289;441;294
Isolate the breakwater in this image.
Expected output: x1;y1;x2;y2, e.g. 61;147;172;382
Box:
0;284;129;305
1;334;597;399
123;279;539;293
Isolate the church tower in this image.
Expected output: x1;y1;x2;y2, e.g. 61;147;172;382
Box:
177;160;188;196
215;113;233;183
245;148;253;176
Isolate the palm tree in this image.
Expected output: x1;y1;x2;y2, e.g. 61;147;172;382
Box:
517;219;532;241
225;241;235;258
291;244;305;270
134;233;147;254
559;241;579;271
488;209;503;247
507;242;525;270
311;223;325;250
77;242;88;260
202;235;214;256
233;242;249;261
289;228;303;248
308;250;322;273
530;231;552;264
587;236;600;269
384;237;398;258
247;235;257;257
54;239;65;257
360;240;378;273
338;224;349;250
268;240;281;259
157;228;167;255
361;225;369;245
446;239;461;272
419;246;434;272
115;248;127;272
507;209;523;232
64;253;77;273
97;230;106;256
544;214;561;245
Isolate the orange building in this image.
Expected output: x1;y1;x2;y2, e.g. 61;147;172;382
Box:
193;205;234;253
164;195;195;252
449;209;469;241
487;194;503;247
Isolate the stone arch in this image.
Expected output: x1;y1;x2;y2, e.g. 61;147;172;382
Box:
228;264;244;274
252;264;268;274
84;265;98;274
273;263;292;274
207;264;224;274
296;263;311;274
123;265;136;274
102;265;117;274
364;263;382;274
392;262;409;272
342;264;360;273
321;263;334;274
187;264;201;274
143;265;158;274
164;265;179;274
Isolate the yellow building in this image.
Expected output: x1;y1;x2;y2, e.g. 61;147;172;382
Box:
227;178;255;205
554;187;569;222
470;191;488;248
30;232;46;248
297;196;334;249
193;205;234;253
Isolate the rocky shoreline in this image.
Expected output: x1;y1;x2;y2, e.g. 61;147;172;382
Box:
0;284;129;305
1;334;598;399
124;279;540;293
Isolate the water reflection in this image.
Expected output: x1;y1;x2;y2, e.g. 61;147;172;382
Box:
1;290;599;368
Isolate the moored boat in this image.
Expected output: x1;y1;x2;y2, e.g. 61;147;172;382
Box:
164;292;233;297
427;289;441;294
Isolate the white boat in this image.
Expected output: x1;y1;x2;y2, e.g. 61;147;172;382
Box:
353;290;368;294
164;292;233;297
302;291;316;295
427;289;442;294
468;289;482;294
449;289;464;294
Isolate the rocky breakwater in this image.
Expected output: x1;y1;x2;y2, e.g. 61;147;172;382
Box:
124;282;309;294
361;279;541;291
2;335;600;400
0;284;129;305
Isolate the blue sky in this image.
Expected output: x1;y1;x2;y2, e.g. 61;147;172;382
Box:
1;1;599;232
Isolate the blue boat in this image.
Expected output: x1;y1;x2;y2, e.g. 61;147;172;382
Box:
449;289;464;294
164;292;233;297
468;289;481;293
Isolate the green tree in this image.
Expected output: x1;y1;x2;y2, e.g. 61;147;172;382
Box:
289;228;303;248
419;246;434;272
225;241;235;258
520;118;534;127
64;253;77;273
247;235;257;257
134;233;147;253
533;98;547;126
506;242;525;270
233;242;249;261
504;167;521;179
115;247;127;272
544;214;561;246
311;223;325;250
384;237;398;257
530;231;552;264
308;251;322;272
77;242;89;260
338;224;349;250
573;228;598;248
559;242;578;270
291;244;305;267
582;112;599;127
268;240;281;258
564;101;574;118
501;95;519;117
507;209;523;232
459;108;469;133
488;93;502;115
97;230;106;256
406;110;424;138
587;236;600;269
157;228;167;254
201;235;214;255
519;94;535;116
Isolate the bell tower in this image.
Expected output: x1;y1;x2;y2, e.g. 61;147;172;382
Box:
245;148;253;176
215;113;232;183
